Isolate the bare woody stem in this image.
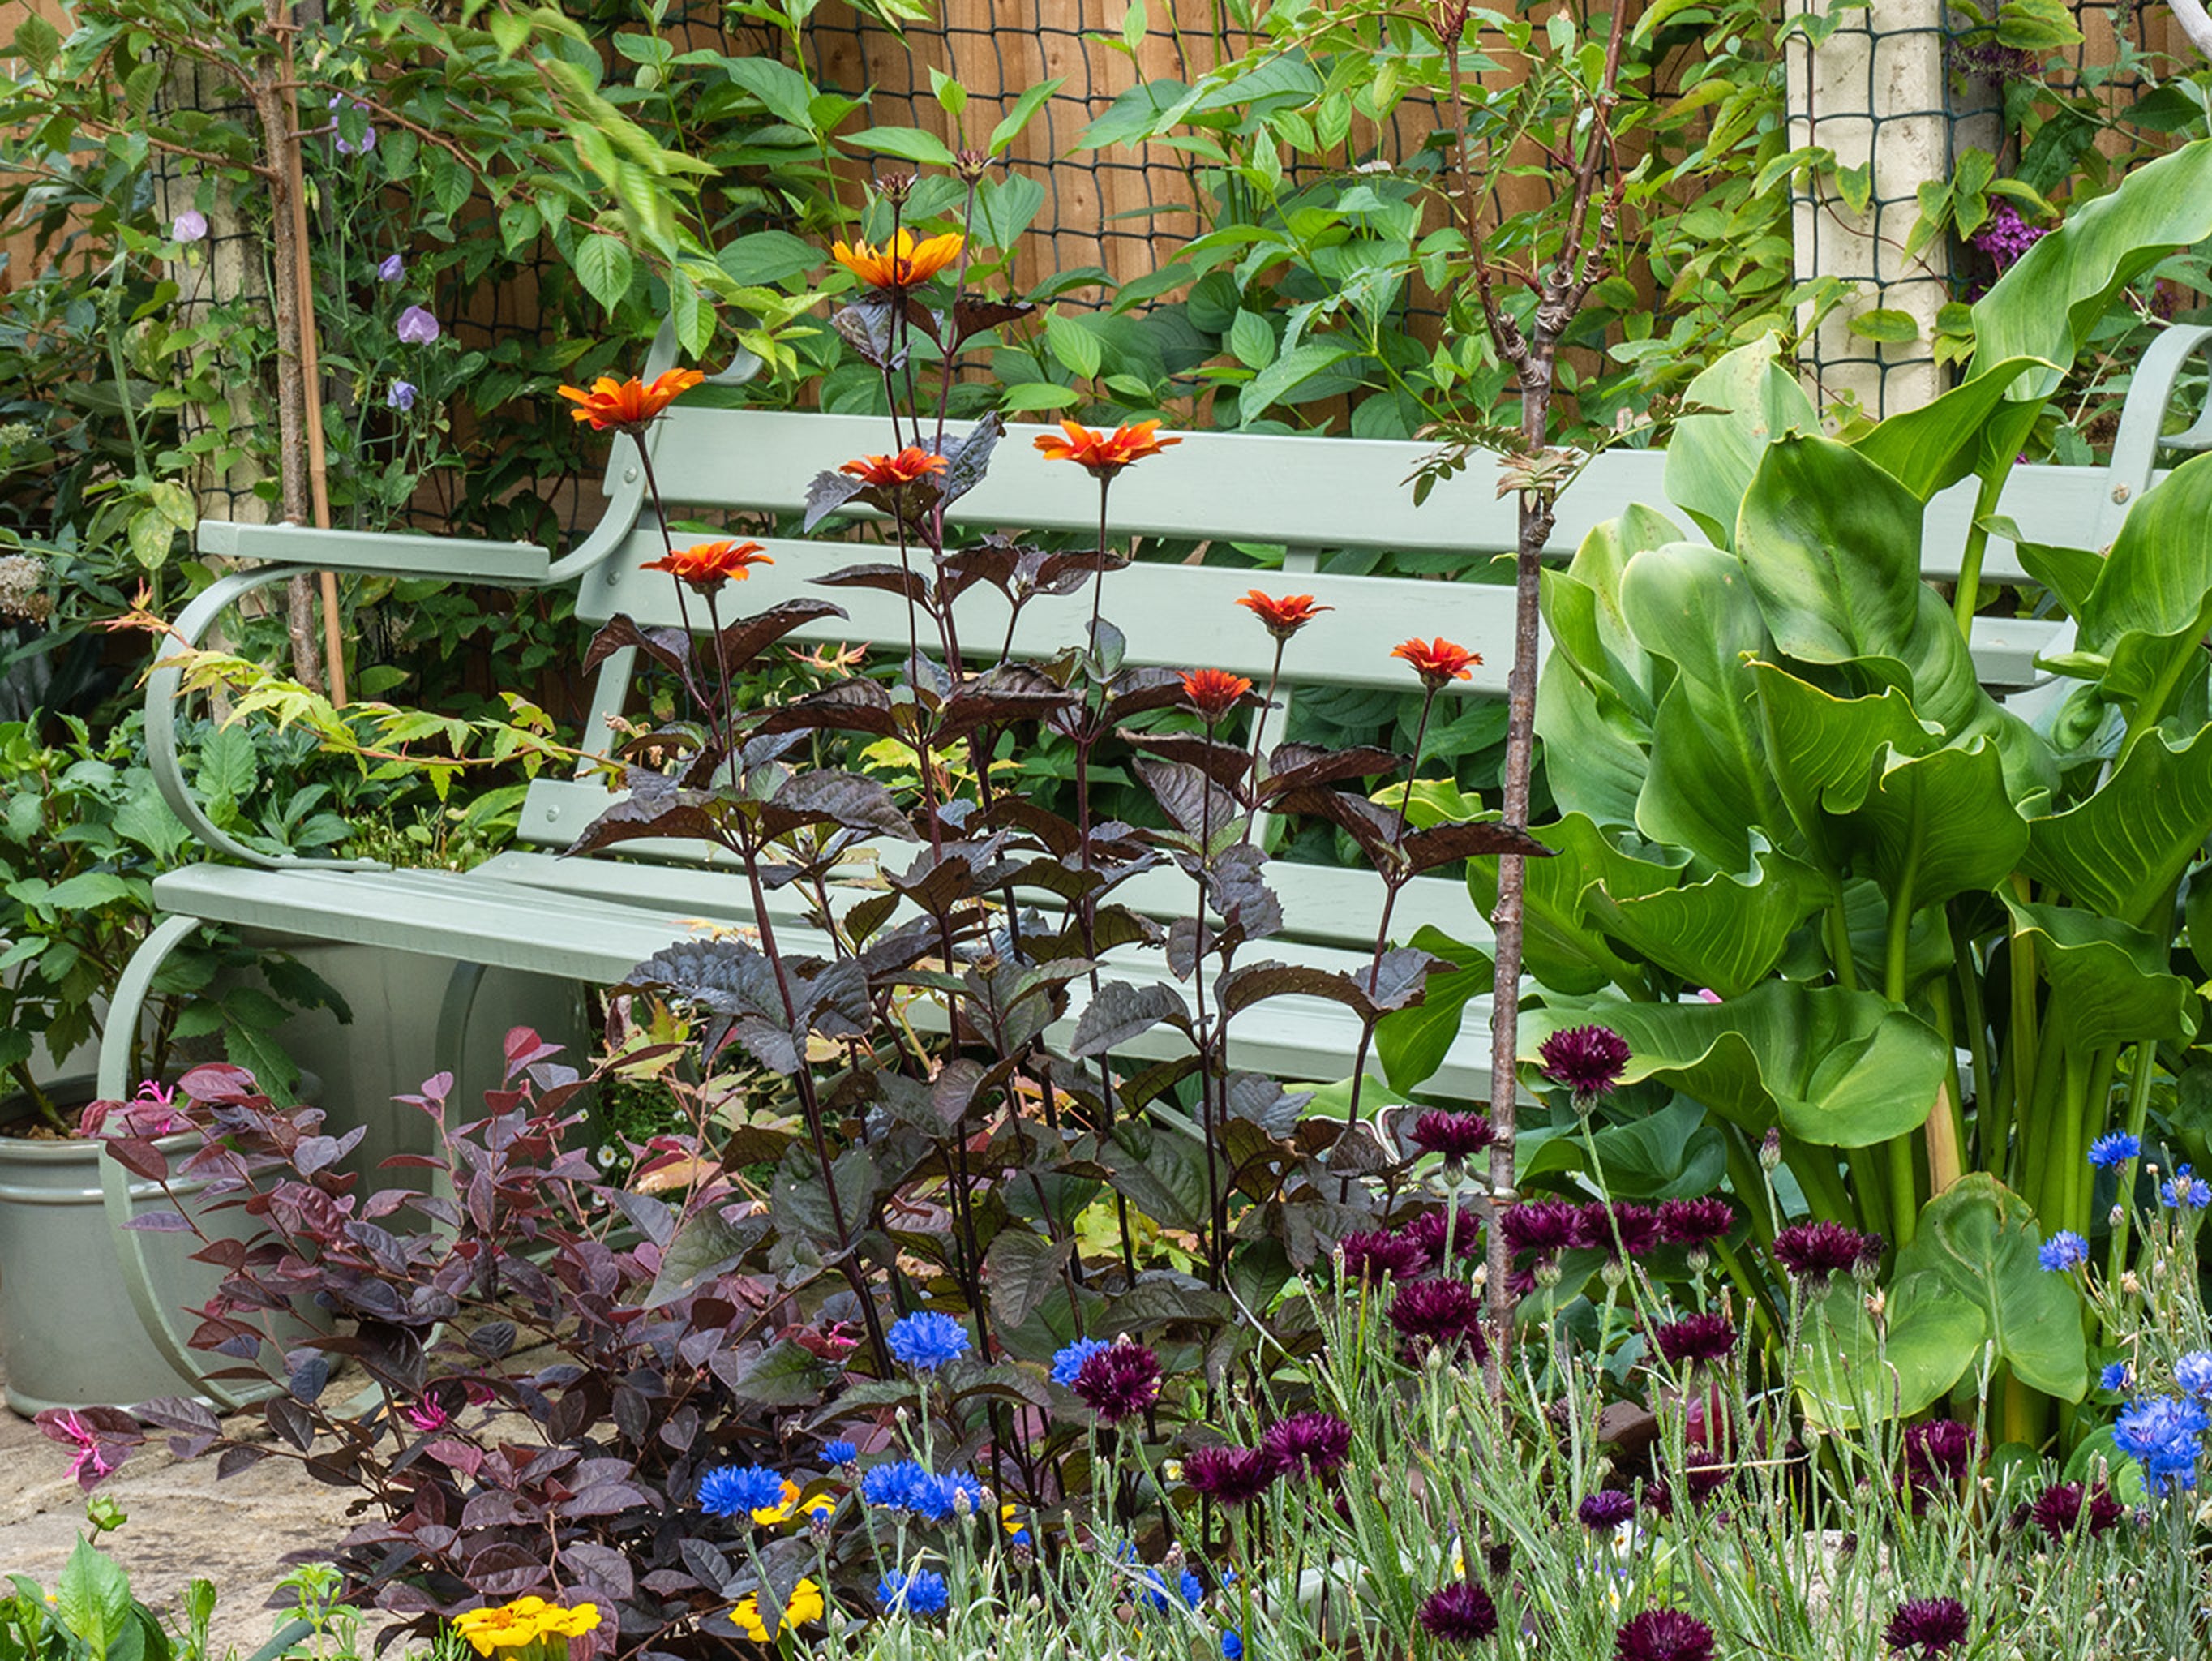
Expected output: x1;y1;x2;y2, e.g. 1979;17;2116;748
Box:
1464;0;1633;1399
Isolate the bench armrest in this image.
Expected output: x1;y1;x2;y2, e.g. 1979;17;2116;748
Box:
197;521;555;586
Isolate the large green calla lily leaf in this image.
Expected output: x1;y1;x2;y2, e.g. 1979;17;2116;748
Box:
1999;895;2198;1051
1748;666;1938;863
1972;137;2212;402
1893;1174;2088;1401
1661;334;1815;549
1469;815;1686;996
1621;541;1782;872
1848;356;2052;503
1797;1174;2089;1424
1794;1280;1983;1428
1738;435;2056;805
1520;981;1948;1148
1589;843;1826;999
1850;740;2030;913
2074;452;2212;713
1536;507;1678;827
2020;723;2212;928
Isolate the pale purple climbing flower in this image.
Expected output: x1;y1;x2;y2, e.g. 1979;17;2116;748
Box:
378;254;405;283
388;380;418;412
172;210;208;243
396;306;440;345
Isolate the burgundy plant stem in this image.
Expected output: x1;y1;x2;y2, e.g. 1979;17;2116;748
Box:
1343;678;1439;1137
1190;707;1226;1290
1250;633;1288;788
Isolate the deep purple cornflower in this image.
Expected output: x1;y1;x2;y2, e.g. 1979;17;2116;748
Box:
1580;1202;1661;1260
1498;1199;1582;1257
1538;1024;1632;1098
1651;1313;1736;1367
1410;1110;1494;1161
2029;1479;2125;1540
1902;1419;1976;1509
1614;1608;1715;1661
1883;1597;1970;1657
1262;1410;1353;1479
1772;1221;1884;1286
1389;1278;1487;1355
1417;1582;1498;1643
1071;1338;1162;1425
1657;1197;1734;1248
396;305;440;345
1578;1490;1637;1530
1339;1229;1431;1284
1400;1206;1484;1264
1183;1444;1279;1507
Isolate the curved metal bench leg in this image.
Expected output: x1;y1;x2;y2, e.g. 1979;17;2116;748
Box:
96;913;268;1410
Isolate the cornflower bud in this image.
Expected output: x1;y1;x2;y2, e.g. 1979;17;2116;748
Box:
1759;1128;1784;1171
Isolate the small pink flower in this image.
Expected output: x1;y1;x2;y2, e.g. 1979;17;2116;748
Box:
54;1411;115;1483
401;1397;449;1432
1695;988;1722;1004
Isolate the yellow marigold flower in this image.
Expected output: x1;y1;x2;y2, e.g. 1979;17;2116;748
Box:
831;229;963;290
749;1479;801;1525
731;1578;824;1642
452;1598;598;1657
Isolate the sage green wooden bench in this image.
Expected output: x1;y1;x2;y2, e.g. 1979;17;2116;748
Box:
95;322;2212;1405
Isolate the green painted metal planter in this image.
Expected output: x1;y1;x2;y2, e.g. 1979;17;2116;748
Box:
0;1072;319;1416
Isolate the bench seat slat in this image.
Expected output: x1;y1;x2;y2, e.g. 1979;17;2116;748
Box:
152;862;1495;1097
474;843;1498;955
574;531;2067;693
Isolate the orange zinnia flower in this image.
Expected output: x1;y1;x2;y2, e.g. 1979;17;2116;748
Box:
641;539;773;594
1235;590;1331;641
556;367;706;435
1391;637;1483;687
831;229;965;291
1032;419;1183;479
1179;667;1254;723
839;448;950;488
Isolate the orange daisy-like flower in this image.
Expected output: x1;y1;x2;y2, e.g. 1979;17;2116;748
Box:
1179;667;1254;723
839;447;950;488
1032;419;1183;479
1235;590;1332;641
641;539;773;594
556;367;706;435
1391;637;1483;688
831;229;966;291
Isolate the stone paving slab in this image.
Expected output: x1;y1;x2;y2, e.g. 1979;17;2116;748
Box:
0;1359;371;1659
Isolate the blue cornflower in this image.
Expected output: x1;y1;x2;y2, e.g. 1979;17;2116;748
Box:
908;1470;985;1523
2038;1230;2089;1272
1222;1633;1245;1659
861;1459;930;1510
823;1440;858;1469
887;1311;971;1371
2162;1165;2211;1209
2115;1394;2210;1494
1052;1337;1110;1388
877;1569;950;1616
699;1465;787;1519
1143;1568;1205;1610
2101;1360;2133;1393
2088;1131;2142;1170
2180;1353;2212;1398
